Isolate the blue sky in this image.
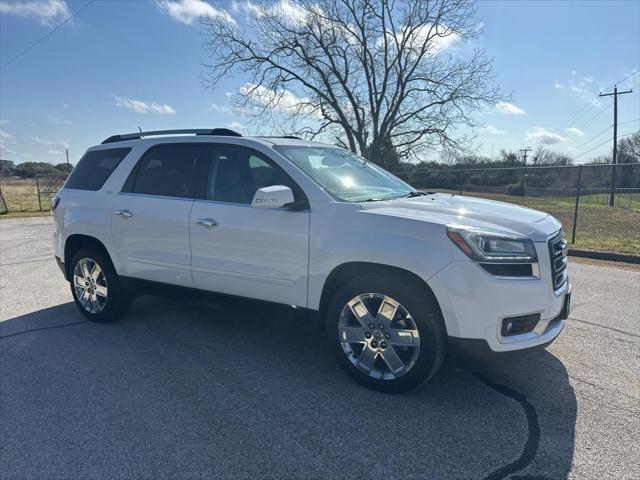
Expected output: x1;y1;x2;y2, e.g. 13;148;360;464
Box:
0;0;638;165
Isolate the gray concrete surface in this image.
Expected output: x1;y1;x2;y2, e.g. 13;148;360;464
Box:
1;216;638;480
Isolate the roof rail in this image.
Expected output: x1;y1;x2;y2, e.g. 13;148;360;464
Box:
101;128;242;144
257;135;302;140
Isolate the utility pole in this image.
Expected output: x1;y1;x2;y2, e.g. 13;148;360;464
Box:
599;85;633;206
65;148;69;166
519;147;532;166
519;147;532;196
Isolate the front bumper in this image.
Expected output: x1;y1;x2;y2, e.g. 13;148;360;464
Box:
428;247;570;353
447;292;570;368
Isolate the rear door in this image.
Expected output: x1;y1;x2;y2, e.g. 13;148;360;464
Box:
112;143;209;287
189;144;310;306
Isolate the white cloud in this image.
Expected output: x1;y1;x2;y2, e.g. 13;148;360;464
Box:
525;127;568;145
210;103;231;113
0;119;8;126
0;129;15;143
0;0;71;26
48;149;63;155
61;102;69;109
558;71;601;106
48;114;71;125
155;0;234;25
226;121;249;133
115;96;176;115
380;23;460;57
554;81;563;89
244;0;307;25
482;125;506;135
239;83;319;117
31;136;70;149
496;102;526;116
566;127;585;137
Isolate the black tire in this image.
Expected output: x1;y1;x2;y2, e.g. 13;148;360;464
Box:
325;273;447;393
69;248;131;322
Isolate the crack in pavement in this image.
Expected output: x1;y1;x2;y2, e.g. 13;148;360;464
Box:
0;256;53;266
474;373;546;480
569;316;640;338
0;320;88;340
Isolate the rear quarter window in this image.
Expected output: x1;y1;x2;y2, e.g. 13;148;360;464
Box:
64;147;131;191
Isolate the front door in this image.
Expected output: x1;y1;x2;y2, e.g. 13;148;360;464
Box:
189;144;310;306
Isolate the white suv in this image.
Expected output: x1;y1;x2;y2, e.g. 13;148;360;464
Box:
53;129;570;392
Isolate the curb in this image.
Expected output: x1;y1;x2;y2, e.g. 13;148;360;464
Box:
568;248;640;265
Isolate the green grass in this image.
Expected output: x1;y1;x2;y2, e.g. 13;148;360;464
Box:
523;192;640;212
0;178;58;214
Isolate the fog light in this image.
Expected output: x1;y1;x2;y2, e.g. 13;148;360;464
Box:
501;313;540;337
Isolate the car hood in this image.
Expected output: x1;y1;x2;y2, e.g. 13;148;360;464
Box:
359;193;561;241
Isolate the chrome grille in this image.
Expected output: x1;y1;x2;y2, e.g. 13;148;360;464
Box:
548;231;568;290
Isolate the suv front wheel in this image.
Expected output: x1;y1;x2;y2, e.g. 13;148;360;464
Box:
70;248;131;322
326;274;446;393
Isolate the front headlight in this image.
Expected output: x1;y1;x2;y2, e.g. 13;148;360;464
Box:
446;225;538;263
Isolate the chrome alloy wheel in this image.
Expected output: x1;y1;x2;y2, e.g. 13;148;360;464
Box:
73;258;108;314
338;293;421;380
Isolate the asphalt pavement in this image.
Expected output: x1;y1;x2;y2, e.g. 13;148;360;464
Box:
1;216;638;479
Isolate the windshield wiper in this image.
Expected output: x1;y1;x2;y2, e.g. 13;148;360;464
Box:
362;197;386;202
401;191;434;198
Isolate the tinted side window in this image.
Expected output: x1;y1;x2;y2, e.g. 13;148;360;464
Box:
130;144;203;198
65;148;131;191
208;145;301;204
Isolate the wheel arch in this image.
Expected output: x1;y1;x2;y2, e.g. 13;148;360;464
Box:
318;262;446;333
63;234;114;279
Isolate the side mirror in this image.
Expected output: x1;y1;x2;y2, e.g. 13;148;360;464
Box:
251;185;295;209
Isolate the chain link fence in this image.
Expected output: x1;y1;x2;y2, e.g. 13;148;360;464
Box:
1;165;639;254
394;163;640;254
0;174;67;214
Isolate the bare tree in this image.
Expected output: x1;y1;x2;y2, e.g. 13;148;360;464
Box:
531;146;572;166
202;0;503;167
618;132;640;163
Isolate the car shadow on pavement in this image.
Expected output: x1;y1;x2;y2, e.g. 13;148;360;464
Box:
0;296;576;480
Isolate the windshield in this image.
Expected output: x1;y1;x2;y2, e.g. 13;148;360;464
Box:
275;145;414;202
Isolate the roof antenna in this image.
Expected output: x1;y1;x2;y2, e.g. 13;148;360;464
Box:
138;126;144;137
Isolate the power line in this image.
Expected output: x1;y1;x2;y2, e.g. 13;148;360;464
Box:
618;118;640;126
573;137;614;160
558;102;594;131
573;131;636;161
572;103;612;130
574;125;612;150
603;71;639;91
1;0;96;69
558;71;638;131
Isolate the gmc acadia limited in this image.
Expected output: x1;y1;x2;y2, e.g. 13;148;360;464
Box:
53;129;570;393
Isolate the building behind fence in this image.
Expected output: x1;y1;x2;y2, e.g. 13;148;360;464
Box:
394;163;640;254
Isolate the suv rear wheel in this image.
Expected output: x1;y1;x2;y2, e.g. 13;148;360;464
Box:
326;273;446;393
70;248;131;322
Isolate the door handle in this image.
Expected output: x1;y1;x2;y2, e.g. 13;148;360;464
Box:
195;218;218;228
114;209;133;219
